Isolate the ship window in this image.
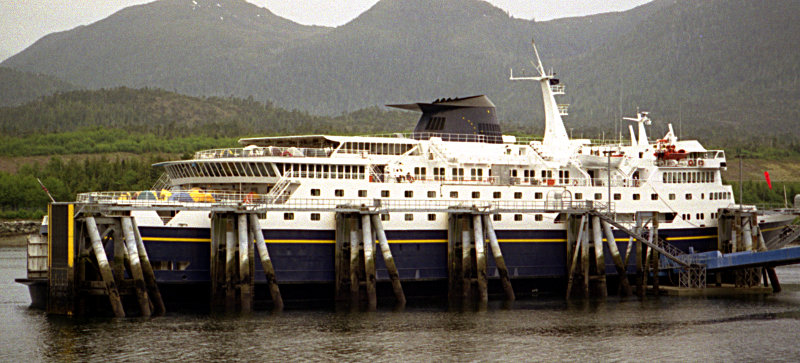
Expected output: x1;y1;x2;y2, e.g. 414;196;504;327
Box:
250;162;261;177
405;191;413;198
701;193;705;199
594;193;602;200
535;214;543;221
669;193;676;200
575;193;583;200
427;191;436;198
433;167;445;181
335;189;344;197
381;190;390;198
405;214;414;221
472;191;480;199
284;213;294;220
470;168;483;181
493;192;502;199
452;168;464;181
493;214;501;221
651;193;658;200
614;193;621;200
338;165;344;179
414;167;427;180
310;213;320;221
685;193;692;200
381;214;390;221
450;191;459;198
345;165;351;179
514;192;522;199
514;214;523;221
632;194;640;200
358;190;367;198
310;189;320;196
229;163;240;177
428;214;436;221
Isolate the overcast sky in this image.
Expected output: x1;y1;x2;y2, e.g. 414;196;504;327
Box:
0;0;651;62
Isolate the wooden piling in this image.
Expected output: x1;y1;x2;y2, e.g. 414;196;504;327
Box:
652;214;660;294
447;213;463;306
121;217;151;317
766;267;782;293
349;229;360;306
462;228;473;305
371;214;405;306
591;216;607;297
482;214;514;301
472;214;488;307
225;216;237;311
565;215;586;299
131;218;165;315
85;216;126;318
249;213;283;311
601;220;631;296
581;215;590;298
112;225;125;285
237;214;252;313
361;214;377;310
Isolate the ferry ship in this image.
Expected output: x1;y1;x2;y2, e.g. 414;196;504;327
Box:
38;43;800;300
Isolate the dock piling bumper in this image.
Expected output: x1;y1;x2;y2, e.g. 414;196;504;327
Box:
601;220;631;296
122;217;151;317
371;214;405;306
361;214;377;310
472;214;488;307
249;214;283;311
86;216;126;318
482;214;514;301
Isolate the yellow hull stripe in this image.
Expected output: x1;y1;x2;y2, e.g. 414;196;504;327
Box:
666;235;716;241
142;233;739;244
142;237;211;243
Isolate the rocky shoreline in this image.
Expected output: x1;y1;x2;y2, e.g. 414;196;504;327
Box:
0;220;40;237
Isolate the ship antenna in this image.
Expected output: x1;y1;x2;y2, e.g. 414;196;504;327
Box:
531;39;545;76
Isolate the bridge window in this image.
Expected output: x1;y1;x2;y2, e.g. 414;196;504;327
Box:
452;168;464;181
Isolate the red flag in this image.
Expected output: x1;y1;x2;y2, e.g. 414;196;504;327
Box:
764;171;772;189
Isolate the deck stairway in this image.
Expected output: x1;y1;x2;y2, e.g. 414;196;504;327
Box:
264;171;299;204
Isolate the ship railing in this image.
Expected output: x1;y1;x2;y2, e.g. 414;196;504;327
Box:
550;84;565;94
362;132;503;143
75;191;614;212
194;146;333;159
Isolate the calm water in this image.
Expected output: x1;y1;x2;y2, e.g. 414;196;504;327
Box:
3;246;800;362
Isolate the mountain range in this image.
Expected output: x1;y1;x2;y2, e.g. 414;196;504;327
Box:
2;0;799;143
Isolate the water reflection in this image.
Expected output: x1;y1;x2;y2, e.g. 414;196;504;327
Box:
3;246;800;361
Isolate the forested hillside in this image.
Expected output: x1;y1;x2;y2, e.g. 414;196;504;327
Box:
0;87;416;139
4;0;798;144
0;67;78;106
